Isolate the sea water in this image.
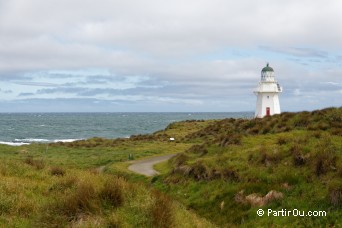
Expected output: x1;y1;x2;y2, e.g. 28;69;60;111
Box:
0;112;253;146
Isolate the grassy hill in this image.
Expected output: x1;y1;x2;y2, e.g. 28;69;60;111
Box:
151;107;342;227
0;158;214;227
0;107;341;227
0;121;213;227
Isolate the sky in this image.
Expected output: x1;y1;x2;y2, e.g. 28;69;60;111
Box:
0;0;341;112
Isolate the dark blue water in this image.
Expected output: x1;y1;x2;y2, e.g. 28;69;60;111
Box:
0;112;253;145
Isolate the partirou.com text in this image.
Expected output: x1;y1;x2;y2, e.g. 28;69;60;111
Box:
257;208;327;217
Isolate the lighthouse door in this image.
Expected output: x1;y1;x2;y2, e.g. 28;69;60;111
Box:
266;107;270;116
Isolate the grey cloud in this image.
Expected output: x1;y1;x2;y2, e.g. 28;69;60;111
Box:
0;0;341;112
14;81;60;87
260;46;330;59
18;92;35;97
0;88;13;93
1;0;342;74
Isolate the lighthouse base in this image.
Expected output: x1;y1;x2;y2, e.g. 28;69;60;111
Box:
255;93;281;118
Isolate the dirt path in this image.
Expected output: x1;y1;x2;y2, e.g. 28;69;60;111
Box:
128;154;177;176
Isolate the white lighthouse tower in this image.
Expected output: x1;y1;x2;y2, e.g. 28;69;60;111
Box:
254;63;282;118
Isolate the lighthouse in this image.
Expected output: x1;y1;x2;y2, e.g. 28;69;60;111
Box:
254;63;282;118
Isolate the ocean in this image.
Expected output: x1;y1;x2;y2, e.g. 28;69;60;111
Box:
0;112;253;146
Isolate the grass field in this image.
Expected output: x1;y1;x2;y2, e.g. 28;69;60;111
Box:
0;107;341;227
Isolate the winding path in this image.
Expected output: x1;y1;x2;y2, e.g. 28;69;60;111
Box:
128;154;177;176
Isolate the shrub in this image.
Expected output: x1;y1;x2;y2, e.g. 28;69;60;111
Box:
261;124;272;134
49;176;78;192
291;145;306;167
59;181;99;219
258;147;283;166
277;136;288;145
221;168;240;182
50;167;66;176
316;121;330;130
189;162;210;180
24;156;45;170
186;144;208;156
218;133;242;147
151;191;174;228
99;178;124;208
311;131;322;139
331;128;342;136
171;153;189;167
292;113;310;128
107;213;122;228
314;136;337;176
328;180;342;207
247;126;260;135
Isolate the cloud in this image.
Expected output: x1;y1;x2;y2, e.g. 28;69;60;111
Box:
2;0;342;72
14;81;60;87
259;46;329;59
0;0;341;111
18;92;35;97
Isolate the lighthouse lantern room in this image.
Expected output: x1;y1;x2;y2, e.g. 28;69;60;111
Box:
254;63;282;118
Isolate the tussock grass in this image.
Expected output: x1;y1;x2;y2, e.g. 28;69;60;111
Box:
0;158;212;227
0;107;340;227
24;156;45;170
151;191;174;228
58;181;99;219
153;107;342;227
99;177;125;208
328;180;342;208
49;166;66;176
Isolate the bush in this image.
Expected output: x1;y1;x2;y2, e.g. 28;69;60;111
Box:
171;153;189;167
58;182;99;220
277;136;288;145
331;128;342;136
186;144;208;156
24;156;45;170
291;145;306;167
48;176;78;192
151;191;174;228
50;167;66;176
328;180;342;207
311;131;322;139
258;147;283;166
99;178;124;208
261;124;272;134
221;168;240;182
314;136;337;176
218;133;242;147
189;162;210;180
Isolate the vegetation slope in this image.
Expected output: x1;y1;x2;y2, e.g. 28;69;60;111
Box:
152;107;342;227
0;107;341;227
0;121;213;227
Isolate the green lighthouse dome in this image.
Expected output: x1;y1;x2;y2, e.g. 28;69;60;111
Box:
261;63;274;72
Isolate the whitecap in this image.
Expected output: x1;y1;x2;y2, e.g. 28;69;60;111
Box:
53;139;80;143
0;141;30;146
15;138;50;143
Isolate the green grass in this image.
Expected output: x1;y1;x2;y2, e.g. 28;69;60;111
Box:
0;140;191;169
151;107;342;227
0;118;214;227
0;107;341;227
0;158;215;227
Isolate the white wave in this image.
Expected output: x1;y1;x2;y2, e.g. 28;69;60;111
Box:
0;141;30;146
53;139;80;143
1;138;82;146
15;138;50;143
